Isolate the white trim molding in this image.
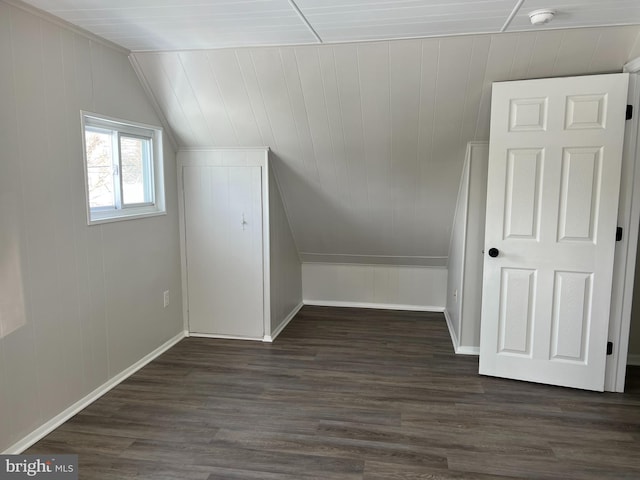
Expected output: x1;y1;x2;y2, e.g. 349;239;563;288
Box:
3;330;187;454
444;309;460;353
456;346;480;355
304;300;445;312
299;253;448;267
444;309;480;355
189;333;265;342
623;56;640;74
264;302;304;342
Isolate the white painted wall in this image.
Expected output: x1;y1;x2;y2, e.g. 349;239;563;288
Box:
446;143;489;354
268;161;303;337
462;144;489;349
446;146;471;349
0;2;183;452
302;263;447;311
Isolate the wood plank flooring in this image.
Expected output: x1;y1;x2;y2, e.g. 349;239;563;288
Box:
27;306;640;479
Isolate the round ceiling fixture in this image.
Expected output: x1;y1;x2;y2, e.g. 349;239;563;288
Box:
528;9;556;25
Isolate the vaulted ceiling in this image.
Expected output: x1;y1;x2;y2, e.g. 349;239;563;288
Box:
13;0;640;266
132;27;640;265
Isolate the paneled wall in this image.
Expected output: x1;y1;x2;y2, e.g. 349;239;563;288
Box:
268;162;303;335
0;2;183;452
445;143;489;354
132;26;640;268
302;263;447;311
446;146;472;349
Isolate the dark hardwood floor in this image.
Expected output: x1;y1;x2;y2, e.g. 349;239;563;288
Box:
28;306;640;479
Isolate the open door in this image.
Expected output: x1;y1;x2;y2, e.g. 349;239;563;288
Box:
479;74;629;391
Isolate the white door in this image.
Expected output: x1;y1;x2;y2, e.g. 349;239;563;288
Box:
183;165;264;338
479;74;629;391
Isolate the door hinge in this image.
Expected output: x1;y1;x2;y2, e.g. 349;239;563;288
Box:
626;105;633;120
616;226;623;242
607;341;613;355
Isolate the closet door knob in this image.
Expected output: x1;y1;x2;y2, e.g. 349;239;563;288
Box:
488;248;499;258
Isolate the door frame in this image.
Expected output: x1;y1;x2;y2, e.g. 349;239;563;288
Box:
176;147;272;342
607;60;640;391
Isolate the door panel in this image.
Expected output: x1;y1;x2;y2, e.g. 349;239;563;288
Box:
504;149;543;239
550;271;592;362
480;73;629;391
558;147;601;242
183;165;264;338
498;268;535;355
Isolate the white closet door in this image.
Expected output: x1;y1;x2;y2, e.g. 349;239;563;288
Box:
183;165;264;338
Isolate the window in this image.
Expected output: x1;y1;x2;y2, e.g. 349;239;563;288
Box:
81;112;165;224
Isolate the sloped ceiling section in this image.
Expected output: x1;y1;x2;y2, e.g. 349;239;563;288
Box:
133;26;640;266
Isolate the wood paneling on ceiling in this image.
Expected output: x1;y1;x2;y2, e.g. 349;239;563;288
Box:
294;0;516;41
14;0;318;50
14;0;640;51
132;26;640;266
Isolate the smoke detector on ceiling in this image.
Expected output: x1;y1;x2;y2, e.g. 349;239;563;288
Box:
528;9;556;25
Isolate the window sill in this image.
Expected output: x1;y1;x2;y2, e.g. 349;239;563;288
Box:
88;207;166;225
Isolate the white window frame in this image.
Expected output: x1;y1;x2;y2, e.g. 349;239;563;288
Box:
81;111;166;225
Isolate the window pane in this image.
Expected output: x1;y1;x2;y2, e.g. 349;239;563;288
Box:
85;129;115;209
120;136;153;206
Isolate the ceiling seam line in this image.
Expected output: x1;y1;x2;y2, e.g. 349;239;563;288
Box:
501;0;526;32
288;0;323;44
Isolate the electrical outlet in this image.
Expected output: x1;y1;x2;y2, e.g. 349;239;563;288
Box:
163;290;169;308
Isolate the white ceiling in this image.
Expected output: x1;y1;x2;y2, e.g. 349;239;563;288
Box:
15;0;640;52
133;26;640;265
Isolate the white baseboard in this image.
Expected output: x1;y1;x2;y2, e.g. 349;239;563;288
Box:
189;333;264;342
628;354;640;366
3;330;187;454
443;309;460;353
303;300;445;313
443;310;480;356
264;302;304;342
456;345;480;355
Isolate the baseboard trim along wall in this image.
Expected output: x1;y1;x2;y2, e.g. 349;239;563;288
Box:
628;354;640;366
304;300;445;312
3;330;188;454
265;302;304;342
444;309;460;353
189;333;264;342
444;309;480;356
456;345;481;355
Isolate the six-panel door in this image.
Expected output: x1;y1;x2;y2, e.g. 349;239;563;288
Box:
480;74;629;391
